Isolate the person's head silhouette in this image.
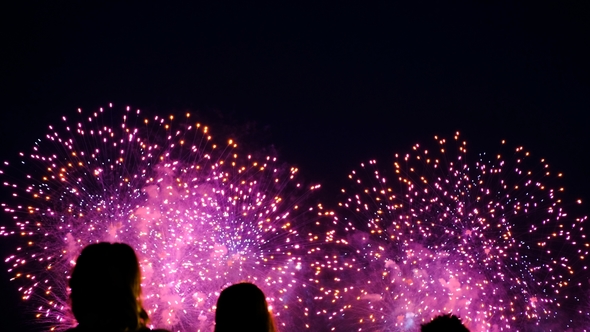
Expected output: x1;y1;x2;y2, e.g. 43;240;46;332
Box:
68;242;149;332
214;282;277;332
421;314;470;332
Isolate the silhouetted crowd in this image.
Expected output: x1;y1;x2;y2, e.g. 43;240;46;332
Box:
66;242;470;332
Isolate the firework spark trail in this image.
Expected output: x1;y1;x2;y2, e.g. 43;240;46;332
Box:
0;105;322;332
319;133;589;332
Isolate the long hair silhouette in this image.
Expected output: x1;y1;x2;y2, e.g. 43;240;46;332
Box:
68;242;150;332
214;282;277;332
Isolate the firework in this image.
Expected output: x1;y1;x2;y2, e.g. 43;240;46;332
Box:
320;132;589;331
0;105;322;331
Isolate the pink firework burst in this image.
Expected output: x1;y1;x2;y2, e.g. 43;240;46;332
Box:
1;105;323;332
319;132;589;332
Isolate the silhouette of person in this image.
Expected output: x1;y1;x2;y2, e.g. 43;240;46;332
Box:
66;242;168;332
421;314;470;332
214;282;278;332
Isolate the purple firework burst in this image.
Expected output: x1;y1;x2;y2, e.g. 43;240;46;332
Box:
0;105;323;332
320;133;589;332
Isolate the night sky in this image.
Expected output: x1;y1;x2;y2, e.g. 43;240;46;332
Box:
1;2;589;331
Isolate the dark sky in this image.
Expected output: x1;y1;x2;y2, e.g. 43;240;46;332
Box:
1;2;589;331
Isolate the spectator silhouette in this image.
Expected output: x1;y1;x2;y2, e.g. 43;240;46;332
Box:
66;242;168;332
214;282;277;332
421;314;470;332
